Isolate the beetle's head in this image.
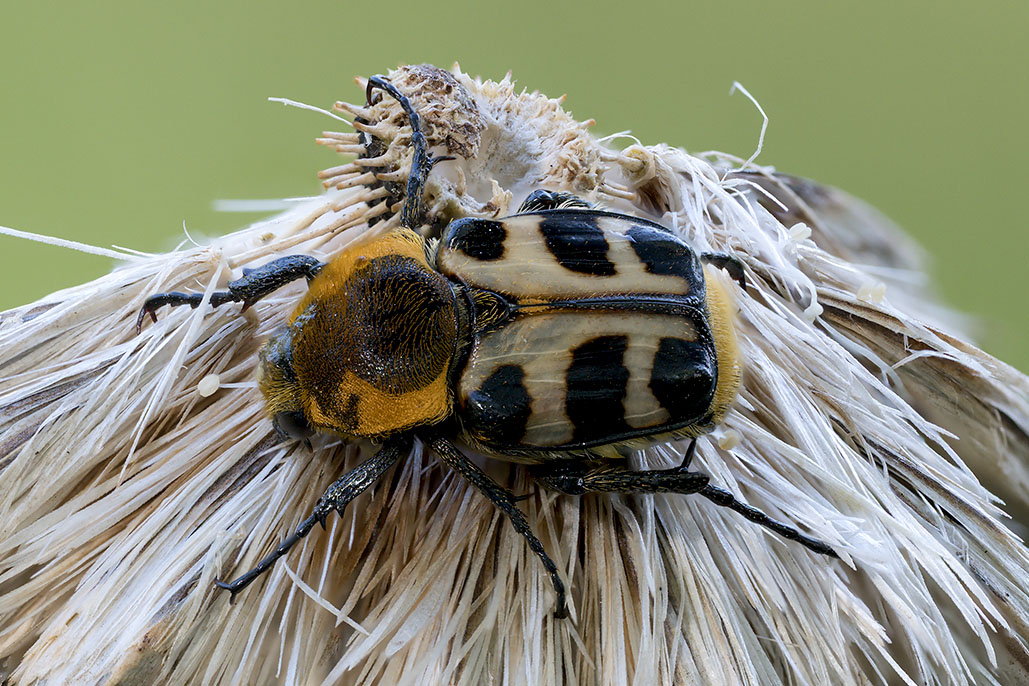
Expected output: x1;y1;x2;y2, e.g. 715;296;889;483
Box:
257;229;460;442
257;326;316;441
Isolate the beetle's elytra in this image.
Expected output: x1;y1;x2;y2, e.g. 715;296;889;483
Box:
137;75;837;619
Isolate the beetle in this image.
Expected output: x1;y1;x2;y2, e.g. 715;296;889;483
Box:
137;76;838;619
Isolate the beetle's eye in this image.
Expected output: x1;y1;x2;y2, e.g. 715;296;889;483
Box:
273;411;313;441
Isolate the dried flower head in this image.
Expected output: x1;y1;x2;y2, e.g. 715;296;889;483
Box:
1;64;1027;685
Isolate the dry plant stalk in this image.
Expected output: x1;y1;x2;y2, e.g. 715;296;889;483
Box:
1;64;1028;686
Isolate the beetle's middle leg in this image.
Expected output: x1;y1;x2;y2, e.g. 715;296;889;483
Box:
136;255;324;332
531;448;839;559
428;435;568;619
517;190;595;213
215;434;411;599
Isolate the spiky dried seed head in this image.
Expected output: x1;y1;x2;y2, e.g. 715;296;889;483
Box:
1;63;1028;686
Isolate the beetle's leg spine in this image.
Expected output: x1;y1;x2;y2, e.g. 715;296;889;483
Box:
678;438;698;470
429;435;569;620
135;255;324;333
214;434;411;599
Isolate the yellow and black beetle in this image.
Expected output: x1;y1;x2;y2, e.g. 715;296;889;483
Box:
138;76;837;619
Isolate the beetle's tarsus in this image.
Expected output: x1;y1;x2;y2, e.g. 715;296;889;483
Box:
135;291;203;333
214;578;237;594
533;457;838;560
214;436;409;597
430;154;456;168
698;484;839;558
430;435;569;620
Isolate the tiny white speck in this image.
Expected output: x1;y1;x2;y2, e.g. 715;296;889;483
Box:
803;301;823;322
857;281;887;304
198;374;221;397
717;429;741;450
789;223;812;242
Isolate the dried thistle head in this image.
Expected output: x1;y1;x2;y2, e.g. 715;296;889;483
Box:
1;63;1028;685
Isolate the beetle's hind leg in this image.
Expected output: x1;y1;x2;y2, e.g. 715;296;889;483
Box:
517;190;595;213
531;456;710;497
428;436;568;619
700;252;747;289
136;255;324;332
532;442;838;559
215;435;410;600
697;482;838;558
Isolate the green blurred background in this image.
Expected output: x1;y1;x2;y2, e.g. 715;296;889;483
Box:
1;1;1026;370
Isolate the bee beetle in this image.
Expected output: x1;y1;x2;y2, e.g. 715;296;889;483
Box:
137;76;837;619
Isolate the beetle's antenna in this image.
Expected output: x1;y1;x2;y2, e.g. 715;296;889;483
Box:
366;75;454;230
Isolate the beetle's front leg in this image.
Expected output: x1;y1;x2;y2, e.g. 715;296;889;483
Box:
365;76;454;229
136;255;324;332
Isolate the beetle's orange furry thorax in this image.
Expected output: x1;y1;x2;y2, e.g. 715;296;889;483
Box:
259;230;459;439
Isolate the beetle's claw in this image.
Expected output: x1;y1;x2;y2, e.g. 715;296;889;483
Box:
213;578;241;605
429;154;456;168
135;304;158;334
365;75;388;105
